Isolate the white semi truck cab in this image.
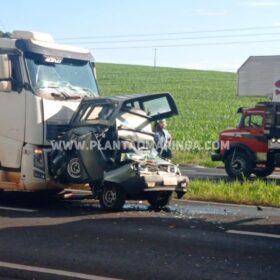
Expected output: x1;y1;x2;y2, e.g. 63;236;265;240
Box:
0;31;99;191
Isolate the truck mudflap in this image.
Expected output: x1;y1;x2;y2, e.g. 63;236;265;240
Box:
211;152;222;161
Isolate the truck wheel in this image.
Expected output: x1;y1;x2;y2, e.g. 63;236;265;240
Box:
99;184;125;212
147;191;172;208
225;151;252;180
254;165;275;178
61;153;82;183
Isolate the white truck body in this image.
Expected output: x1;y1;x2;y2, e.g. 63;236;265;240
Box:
0;31;98;191
238;55;280;101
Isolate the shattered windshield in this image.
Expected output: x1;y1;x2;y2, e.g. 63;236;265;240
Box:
25;52;99;98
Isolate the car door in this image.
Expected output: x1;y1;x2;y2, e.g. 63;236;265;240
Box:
77;131;108;182
71;93;178;125
70;99;117;182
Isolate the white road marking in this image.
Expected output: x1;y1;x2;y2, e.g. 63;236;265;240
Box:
0;261;119;280
0;206;36;213
227;230;280;239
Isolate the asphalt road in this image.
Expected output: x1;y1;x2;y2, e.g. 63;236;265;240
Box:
0;191;279;280
180;165;280;181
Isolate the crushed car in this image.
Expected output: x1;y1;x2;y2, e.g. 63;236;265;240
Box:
49;93;189;211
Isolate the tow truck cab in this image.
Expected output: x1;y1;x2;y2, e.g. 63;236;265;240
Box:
212;102;280;179
0;31;98;191
212;55;280;179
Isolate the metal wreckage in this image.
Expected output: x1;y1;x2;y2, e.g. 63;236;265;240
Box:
49;93;189;211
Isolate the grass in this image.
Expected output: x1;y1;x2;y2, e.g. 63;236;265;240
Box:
185;179;280;207
96;63;280;207
96;63;266;166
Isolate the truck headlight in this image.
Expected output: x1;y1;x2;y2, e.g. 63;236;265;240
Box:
34;149;45;171
181;181;187;188
272;138;277;143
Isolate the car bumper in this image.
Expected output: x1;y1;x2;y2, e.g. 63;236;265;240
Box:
112;173;188;197
143;186;187;198
105;163;188;198
143;174;188;198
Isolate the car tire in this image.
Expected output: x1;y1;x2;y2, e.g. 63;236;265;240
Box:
225;151;252;180
254;164;275;178
99;184;125;212
147;191;172;208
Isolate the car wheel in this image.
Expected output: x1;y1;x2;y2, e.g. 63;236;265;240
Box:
99;184;125;212
254;164;275;178
147;191;172;208
225;151;252;180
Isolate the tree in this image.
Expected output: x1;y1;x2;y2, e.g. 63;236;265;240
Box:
0;31;11;38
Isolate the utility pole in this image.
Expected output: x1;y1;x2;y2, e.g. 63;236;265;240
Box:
154;48;157;67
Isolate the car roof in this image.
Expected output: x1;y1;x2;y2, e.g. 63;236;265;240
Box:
81;92;169;104
71;92;178;126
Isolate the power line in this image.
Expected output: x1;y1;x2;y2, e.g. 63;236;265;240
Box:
60;32;280;45
96;69;236;76
97;78;237;86
95;66;237;75
57;25;280;40
89;38;280;50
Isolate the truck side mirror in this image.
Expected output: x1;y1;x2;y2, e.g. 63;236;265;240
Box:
0;54;12;92
91;63;97;79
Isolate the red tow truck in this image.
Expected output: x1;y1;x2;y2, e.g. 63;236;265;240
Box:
212;55;280;179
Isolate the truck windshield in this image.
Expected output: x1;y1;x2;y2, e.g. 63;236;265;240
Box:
25;52;99;98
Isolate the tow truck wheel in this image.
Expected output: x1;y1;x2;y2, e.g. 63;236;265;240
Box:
225;151;252;180
147;191;172;208
99;184;125;212
254;164;275;178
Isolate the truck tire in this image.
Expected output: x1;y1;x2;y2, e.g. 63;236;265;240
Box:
254;165;275;178
99;184;125;212
225;151;252;180
60;153;82;183
147;191;172;208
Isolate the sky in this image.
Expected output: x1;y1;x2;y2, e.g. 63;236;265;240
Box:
1;0;280;72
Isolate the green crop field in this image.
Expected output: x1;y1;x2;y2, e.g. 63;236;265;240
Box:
96;63;266;166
